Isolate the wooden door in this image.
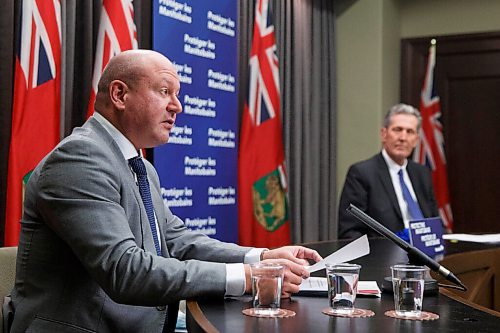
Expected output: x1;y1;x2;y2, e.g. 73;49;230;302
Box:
401;32;500;234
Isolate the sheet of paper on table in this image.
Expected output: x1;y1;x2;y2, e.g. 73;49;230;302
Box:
299;277;381;297
306;235;370;273
443;233;500;243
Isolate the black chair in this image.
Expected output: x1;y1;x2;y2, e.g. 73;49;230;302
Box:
0;247;17;333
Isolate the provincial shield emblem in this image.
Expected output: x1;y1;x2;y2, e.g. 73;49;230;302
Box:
252;169;288;232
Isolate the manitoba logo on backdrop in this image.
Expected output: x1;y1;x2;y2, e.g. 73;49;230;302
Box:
154;0;240;242
252;169;288;232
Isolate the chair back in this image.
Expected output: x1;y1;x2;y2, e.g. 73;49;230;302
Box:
433;247;500;313
0;247;17;333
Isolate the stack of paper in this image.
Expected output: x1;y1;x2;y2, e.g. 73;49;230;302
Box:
443;233;500;243
299;277;381;297
357;281;382;296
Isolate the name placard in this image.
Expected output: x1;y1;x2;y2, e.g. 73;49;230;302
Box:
409;217;444;259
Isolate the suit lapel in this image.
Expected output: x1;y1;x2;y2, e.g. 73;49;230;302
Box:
87;118;162;256
375;154;403;220
149;177;170;258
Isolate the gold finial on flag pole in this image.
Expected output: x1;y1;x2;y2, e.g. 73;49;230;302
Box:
431;38;437;46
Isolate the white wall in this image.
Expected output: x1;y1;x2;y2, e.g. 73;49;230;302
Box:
335;0;500;199
335;0;385;192
400;0;500;38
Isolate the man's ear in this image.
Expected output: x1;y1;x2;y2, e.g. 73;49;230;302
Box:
109;80;128;111
380;127;387;143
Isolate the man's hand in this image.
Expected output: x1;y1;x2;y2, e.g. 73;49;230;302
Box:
244;246;322;297
244;258;311;298
261;246;322;297
261;246;322;266
267;258;309;298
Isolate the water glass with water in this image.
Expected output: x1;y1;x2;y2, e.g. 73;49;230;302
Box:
391;264;428;317
249;263;284;316
325;263;361;314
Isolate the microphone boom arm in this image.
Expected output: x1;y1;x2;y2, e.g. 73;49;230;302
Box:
346;204;467;291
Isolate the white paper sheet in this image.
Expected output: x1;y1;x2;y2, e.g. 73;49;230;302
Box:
443;233;500;243
306;235;370;273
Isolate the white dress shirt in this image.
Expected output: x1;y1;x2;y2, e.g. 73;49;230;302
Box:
382;149;420;229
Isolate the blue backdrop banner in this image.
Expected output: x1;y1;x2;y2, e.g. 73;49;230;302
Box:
152;0;239;242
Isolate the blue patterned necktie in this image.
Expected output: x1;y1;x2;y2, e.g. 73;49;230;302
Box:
129;157;161;256
398;169;424;220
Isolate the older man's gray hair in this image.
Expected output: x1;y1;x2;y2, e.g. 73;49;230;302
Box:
383;103;422;130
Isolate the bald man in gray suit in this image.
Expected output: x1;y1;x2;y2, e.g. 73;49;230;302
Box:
6;50;320;333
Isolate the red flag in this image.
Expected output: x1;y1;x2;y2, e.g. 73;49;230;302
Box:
5;0;62;246
238;0;290;247
413;42;454;232
86;0;138;118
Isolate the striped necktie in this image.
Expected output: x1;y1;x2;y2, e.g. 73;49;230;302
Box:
129;157;161;256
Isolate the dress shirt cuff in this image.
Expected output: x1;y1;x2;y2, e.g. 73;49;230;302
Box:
244;248;268;263
225;249;269;296
225;263;246;296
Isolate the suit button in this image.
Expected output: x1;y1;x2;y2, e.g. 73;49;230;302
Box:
156;305;166;311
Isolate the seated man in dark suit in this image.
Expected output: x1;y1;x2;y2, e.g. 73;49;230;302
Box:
338;103;439;240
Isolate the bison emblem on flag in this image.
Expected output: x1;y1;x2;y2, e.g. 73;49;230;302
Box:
252;169;288;232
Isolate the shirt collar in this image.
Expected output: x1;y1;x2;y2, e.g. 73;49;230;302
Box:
382;149;408;174
93;112;138;160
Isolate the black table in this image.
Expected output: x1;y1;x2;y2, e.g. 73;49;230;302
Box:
187;238;500;332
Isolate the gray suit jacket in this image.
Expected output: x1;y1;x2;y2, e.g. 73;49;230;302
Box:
338;153;439;239
8;118;251;332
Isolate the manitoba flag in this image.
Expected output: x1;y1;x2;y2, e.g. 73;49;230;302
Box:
238;0;291;247
413;42;454;231
86;0;138;118
5;0;61;246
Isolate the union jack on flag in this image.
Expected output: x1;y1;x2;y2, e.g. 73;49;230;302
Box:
247;0;280;126
87;0;138;117
413;42;454;231
17;0;61;89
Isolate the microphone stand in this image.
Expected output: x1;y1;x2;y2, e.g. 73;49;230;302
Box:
346;204;467;292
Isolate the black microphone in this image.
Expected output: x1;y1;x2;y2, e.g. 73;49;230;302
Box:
346;203;467;291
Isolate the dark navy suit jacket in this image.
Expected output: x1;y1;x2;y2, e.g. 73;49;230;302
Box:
338;153;439;239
